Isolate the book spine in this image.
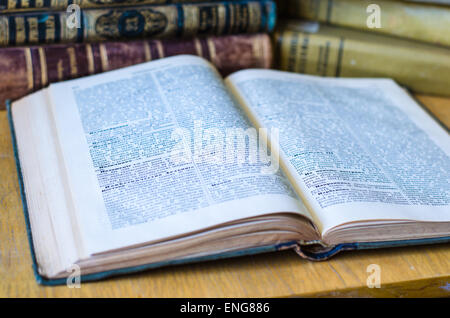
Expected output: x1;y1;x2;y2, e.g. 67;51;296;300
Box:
404;0;450;5
0;0;276;46
274;26;450;96
0;33;272;107
281;0;450;47
1;0;229;13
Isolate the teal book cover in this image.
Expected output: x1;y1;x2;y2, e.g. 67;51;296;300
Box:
0;0;277;46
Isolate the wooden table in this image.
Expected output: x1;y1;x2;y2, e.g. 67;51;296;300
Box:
1;95;449;298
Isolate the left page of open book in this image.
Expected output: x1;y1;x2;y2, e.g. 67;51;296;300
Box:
43;55;312;256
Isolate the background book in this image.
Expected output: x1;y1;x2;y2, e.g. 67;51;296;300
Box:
0;33;272;107
274;21;450;96
0;0;276;46
278;0;450;47
404;0;450;5
1;0;235;13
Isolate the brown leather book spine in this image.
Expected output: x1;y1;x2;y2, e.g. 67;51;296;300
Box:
0;33;272;108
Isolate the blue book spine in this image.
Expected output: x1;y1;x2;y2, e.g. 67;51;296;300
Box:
0;1;277;46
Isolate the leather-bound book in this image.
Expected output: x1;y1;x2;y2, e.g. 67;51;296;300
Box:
0;1;276;46
0;33;272;107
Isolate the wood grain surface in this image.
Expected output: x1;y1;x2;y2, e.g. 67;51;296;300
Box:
0;94;449;297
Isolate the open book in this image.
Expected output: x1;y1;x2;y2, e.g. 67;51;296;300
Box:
8;55;450;284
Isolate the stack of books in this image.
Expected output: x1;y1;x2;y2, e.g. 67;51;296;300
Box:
275;0;450;96
0;0;277;106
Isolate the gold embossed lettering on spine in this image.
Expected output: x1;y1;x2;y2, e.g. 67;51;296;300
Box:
281;0;450;47
0;1;276;46
275;25;450;96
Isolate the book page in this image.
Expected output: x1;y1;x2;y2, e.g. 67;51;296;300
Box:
47;55;311;255
11;89;82;276
226;69;450;234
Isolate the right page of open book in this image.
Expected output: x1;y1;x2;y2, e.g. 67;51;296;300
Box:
226;69;450;234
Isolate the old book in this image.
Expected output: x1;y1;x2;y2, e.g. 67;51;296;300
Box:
273;21;450;96
2;0;230;13
404;0;450;5
279;0;450;47
0;0;276;46
0;33;272;108
9;55;450;284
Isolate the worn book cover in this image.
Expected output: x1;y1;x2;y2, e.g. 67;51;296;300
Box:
0;0;276;46
0;33;272;106
1;0;230;12
274;21;450;96
279;0;450;47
